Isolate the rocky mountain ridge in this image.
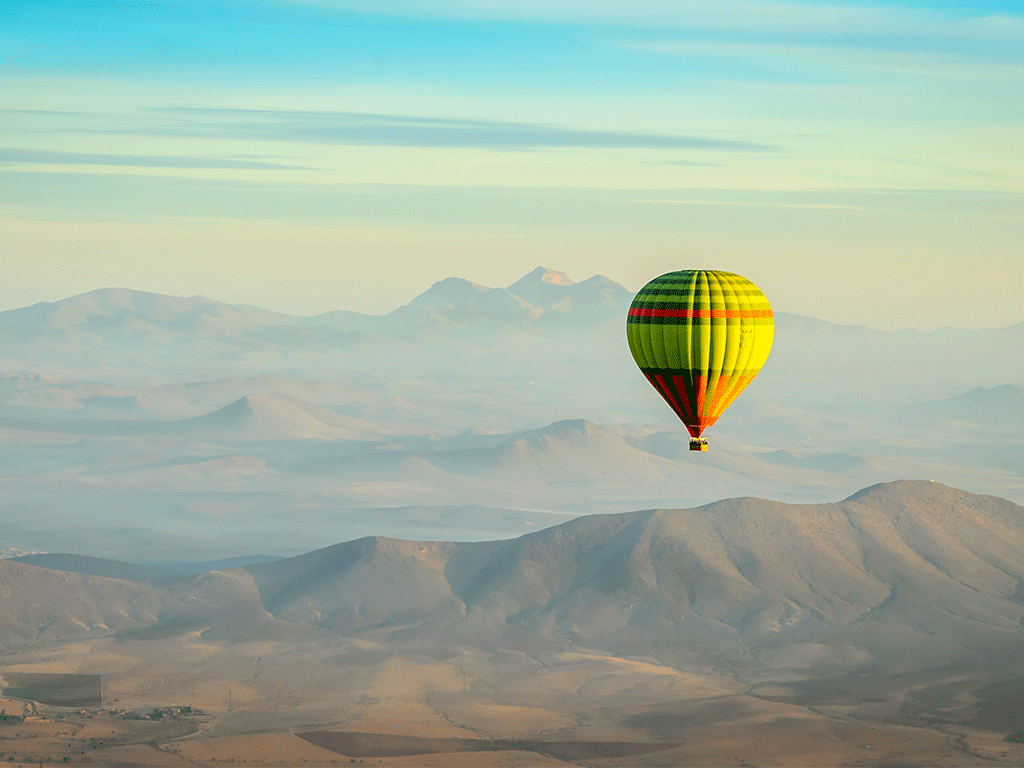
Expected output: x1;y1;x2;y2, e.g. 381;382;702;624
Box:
5;480;1023;680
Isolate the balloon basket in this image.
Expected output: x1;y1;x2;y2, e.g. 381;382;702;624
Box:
689;438;708;452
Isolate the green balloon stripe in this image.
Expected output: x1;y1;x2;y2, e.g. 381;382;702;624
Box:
633;293;770;304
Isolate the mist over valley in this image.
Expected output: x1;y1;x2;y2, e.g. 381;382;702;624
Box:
1;267;1021;561
2;268;1023;766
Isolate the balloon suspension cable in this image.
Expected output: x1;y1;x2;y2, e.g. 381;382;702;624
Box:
689;437;709;452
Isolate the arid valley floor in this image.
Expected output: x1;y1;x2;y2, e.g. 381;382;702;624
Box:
4;627;1024;766
3;673;1024;768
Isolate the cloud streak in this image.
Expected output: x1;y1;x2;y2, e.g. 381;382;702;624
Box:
658;160;723;167
641;198;862;210
0;147;310;171
615;39;1024;81
7;170;1017;228
284;1;1024;41
143;108;777;152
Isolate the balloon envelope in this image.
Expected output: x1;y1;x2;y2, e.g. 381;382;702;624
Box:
626;270;773;439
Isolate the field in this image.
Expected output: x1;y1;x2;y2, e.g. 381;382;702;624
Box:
1;673;101;707
3;653;1024;768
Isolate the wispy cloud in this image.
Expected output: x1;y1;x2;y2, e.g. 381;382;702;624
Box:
0;109;87;116
139;108;778;152
615;39;1024;81
0;147;310;171
11;169;1015;227
658;160;723;167
641;198;863;210
284;1;1024;41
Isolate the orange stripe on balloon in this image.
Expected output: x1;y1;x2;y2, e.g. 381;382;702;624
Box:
713;373;756;419
695;374;707;420
707;375;736;418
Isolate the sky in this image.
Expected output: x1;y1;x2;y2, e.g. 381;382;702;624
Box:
1;0;1022;330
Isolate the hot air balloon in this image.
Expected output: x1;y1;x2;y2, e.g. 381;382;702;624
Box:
626;270;773;451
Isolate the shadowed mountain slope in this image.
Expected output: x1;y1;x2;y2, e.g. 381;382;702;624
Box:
243;480;1024;672
8;554;173;582
906;384;1024;430
0;559;291;647
149;555;285;575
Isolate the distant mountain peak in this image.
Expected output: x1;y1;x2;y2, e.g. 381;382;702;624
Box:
507;267;576;297
182;392;366;440
516;418;606;445
500;268;633;324
953;383;1024;404
534;267;575;286
420;277;489;296
547;417;599;433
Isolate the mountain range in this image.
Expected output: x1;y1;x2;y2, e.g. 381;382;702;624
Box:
6;481;1024;684
3;267;1021;401
0;267;1021;562
0;267;631;343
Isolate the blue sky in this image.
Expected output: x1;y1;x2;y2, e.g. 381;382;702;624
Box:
1;0;1022;328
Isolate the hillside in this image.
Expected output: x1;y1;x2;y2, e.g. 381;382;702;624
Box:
235;480;1024;675
904;383;1024;430
6;481;1024;681
169;393;373;441
0;559;289;647
8;554;173;582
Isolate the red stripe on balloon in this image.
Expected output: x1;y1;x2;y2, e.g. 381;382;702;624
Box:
648;373;690;422
668;375;694;422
